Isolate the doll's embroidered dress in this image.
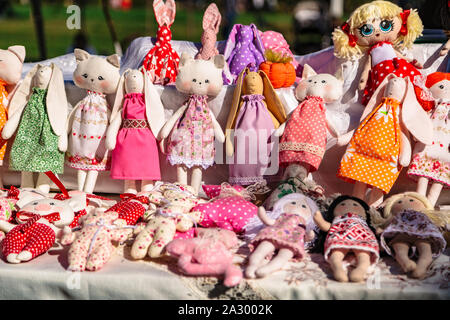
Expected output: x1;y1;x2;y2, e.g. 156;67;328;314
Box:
110;92;161;180
279;96;327;171
0;80;9;164
407;101;449;187
167;94;215;169
66;91;110;171
338;97;402;193
9;87;64;173
229;94;275;185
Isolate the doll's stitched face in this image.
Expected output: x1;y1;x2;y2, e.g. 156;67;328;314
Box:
429;80;450;100
295;74;343;103
125;70;144;94
242;72;263;95
34;66;52;89
73;56;120;94
20;198;75;227
353;16;402;46
333;199;366;218
283;199;311;223
385;76;406;100
390;196;427;215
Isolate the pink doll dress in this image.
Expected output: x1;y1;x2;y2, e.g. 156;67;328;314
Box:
249;213;307;259
229;94;275;185
67;91;111;171
407;101;449;187
279;96;327;171
324;213;379;265
110;93;161;180
167;94;215;169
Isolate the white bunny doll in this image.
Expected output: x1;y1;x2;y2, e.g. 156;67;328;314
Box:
2;63;68;193
106;68;165;194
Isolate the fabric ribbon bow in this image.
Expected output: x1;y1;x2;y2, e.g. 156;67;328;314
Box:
341;22;358;47
399;9;410;36
16;211;61;223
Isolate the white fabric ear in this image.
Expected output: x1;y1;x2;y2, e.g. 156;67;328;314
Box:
144;70;165;138
106;54;120;68
8;45;26;63
359;73;395;122
46;63;68;136
302;64;317;79
179;52;193;68
74;48;90;63
67;193;87;212
7;64;40;117
110;69;129;123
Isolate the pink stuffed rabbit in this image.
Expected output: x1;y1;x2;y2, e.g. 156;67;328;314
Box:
195;3;221;61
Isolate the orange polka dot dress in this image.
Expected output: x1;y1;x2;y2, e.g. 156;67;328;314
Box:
0;80;9;165
337;97;402;193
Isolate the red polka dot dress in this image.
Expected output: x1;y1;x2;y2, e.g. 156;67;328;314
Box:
106;196;147;225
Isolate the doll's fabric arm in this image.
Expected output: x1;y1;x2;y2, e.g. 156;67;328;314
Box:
313;210;331;232
399;122;412;167
58;131;68;152
0;220;16;233
358;55;371;91
336;129;355;146
274;121;287;137
2;110;23;140
60;226;76;245
209;109;225;143
326;116;339;138
110;228;132;242
66;103;79;134
159;104;188;140
258;207;276;226
440;39;450;56
105;109;123;151
395;50;423;68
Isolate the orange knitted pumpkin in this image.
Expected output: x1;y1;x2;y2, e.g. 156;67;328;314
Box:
259;49;296;89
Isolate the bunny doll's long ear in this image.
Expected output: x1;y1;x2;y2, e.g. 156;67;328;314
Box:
250;24;265;56
153;0;176;26
223;24;240;63
144;68;165;138
225;67;248;132
203;3;221;33
259;70;287;126
46;63;68;136
401;77;434;145
110;69;128;124
7;64;40;116
359;73;395;122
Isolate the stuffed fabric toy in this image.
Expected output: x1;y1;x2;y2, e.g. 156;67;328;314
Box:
245;193;319;279
223;24;265;84
195;3;221;61
373;192;447;279
314;195;380;283
0;45;25;186
0;194;86;263
407;72;450;206
131;183;203;259
166;228;242;287
159;53;225;194
105;192;150;226
225;68;287;185
142;0;179;85
106;68;165;194
61;208;133;271
3;64;68;193
66;49;121;193
332;1;431;110
258;30;299;75
337;74;434;207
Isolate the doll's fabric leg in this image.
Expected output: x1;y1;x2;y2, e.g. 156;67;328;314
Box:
416;177;429;196
141;180;154;192
21;171;34;189
176;165;188;185
427;182;443;207
85;241;113;271
191;166;203;195
353;181;367;201
367;188;384;207
255;248;294;278
131;224;156;259
282;163;308;180
2;227;28;263
411;240;433;279
77;170;87;191
67;235;91;271
329;249;349;282
19;224;56;261
224;264;243;287
392;240;416;273
84;170;99;193
36;173;52;194
148;222;176;258
245;240;275;279
349;250;371;282
124;180;137;194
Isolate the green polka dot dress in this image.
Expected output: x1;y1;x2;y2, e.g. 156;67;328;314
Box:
9;87;64;173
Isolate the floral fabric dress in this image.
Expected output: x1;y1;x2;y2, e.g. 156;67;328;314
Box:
407;101;449;187
167;94;215;169
10;87;64;173
279;96;327;171
0;80;9;165
338;97;401;193
66;91;110;171
380;210;447;259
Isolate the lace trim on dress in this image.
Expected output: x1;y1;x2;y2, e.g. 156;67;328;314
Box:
279;142;325;157
167;155;214;170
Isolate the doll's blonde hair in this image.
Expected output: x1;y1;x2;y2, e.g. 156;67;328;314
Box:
333;0;423;60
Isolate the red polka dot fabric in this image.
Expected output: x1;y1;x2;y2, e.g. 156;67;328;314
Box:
106;199;145;225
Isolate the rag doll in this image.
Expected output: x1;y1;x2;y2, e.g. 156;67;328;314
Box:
0;45;25;187
105;192;150;226
225;68;287;185
314;195;379;283
106;68;165;194
195;3;221;61
332;1;430;110
337;75;434;207
0;194;86;263
245;193;319;279
142;0;179;85
374;192;447;279
276;64;342;182
222;24;265;84
61;208;133;271
159;53;225;194
66;49;121;193
166;228;243;287
407;72;450;206
3;64;68;193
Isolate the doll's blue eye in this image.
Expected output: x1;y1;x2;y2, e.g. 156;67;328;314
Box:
380;20;393;33
359;24;374;36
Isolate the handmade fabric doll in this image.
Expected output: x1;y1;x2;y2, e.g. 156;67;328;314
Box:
3;64;68;193
166;228;243;287
313;195;379;283
407;72;450;206
225;68;287;185
66;49;121;193
0;45;25;187
332;1;430;110
105;192;150;226
61;208;133;271
337;75;434;207
142;0;179;85
259;30;299;75
245;193;319;279
195;3;221;61
276;64;342;181
0;194;86;263
159;53;225;194
106;68;165;194
374;192;447;279
222;24;265;84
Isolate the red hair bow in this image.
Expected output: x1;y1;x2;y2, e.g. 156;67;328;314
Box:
341;22;358;47
399;9;410;36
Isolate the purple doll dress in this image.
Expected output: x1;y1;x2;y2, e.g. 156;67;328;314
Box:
229;94;275;185
110;93;161;180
